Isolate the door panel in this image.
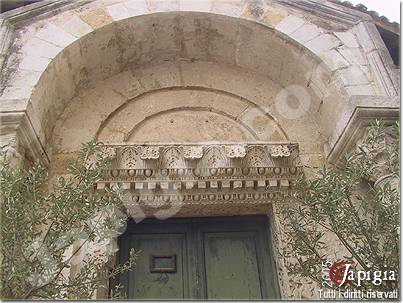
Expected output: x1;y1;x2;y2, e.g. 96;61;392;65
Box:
128;234;187;299
203;232;262;299
114;216;280;300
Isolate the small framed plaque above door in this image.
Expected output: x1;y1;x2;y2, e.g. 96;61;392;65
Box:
150;254;177;273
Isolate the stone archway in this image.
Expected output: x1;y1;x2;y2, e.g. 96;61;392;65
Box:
0;1;399;299
39;12;321;298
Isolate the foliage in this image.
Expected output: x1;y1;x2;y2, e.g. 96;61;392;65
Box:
278;121;399;292
0;141;138;299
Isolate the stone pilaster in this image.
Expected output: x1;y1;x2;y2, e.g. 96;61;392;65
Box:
0;112;48;168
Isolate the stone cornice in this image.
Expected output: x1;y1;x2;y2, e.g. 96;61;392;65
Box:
0;0;91;26
276;0;372;27
329;0;400;31
0;0;384;31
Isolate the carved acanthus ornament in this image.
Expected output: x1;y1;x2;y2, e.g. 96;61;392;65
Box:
356;124;399;189
96;142;301;209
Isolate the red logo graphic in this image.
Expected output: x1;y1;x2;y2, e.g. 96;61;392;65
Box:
329;261;353;286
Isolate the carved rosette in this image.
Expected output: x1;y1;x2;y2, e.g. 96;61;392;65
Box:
225;145;246;158
183;146;203;159
140;146;159;159
269;145;291;157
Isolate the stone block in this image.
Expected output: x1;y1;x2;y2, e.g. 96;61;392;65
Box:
268;179;278;187
337;46;367;66
185;181;194;189
233;180;243;188
57;15;93;38
35;22;76;48
280;179;289;188
160;182;169;190
198;181;207;189
148;182;156;189
96;182;106;190
106;3;132;21
337;46;368;65
135;182;144;190
336;65;370;86
275;15;305;35
20;37;62;60
262;9;286;28
173;181;182;190
352;22;384;53
344;84;377;95
123;0;149;15
19;56;51;72
290;23;322;43
4;69;42;92
309;63;333;98
180;0;212;12
210;181;218;189
80;8;113;29
122;182;131;190
0;98;28;112
1;84;33;101
222;180;231;188
211;0;244;17
147;0;180;12
319;49;350;71
257;180;266;187
245;180;254;188
304;34;341;54
334;31;359;48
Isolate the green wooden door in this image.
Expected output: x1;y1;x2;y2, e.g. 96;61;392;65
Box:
114;216;280;300
203;232;263;299
128;234;187;299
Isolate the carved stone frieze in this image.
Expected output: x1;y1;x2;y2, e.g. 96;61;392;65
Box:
101;142;299;170
121;191;290;207
140;146;160;159
225;145;246;158
270;145;291;157
120;147;141;168
183;146;203;159
356;123;399;188
98;142;301;207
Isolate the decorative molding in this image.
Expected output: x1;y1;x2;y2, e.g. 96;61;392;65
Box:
97;142;301;206
327;106;399;164
0;111;49;165
276;0;371;27
225;145;246;158
353;21;399;97
0;0;91;27
140;146;160;160
270;145;291;157
183;145;203;159
329;0;400;31
0;0;91;80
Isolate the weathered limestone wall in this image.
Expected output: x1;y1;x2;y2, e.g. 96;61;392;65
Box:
0;0;400;299
0;0;399;167
49;60;327;177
